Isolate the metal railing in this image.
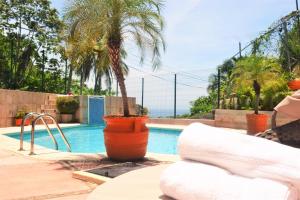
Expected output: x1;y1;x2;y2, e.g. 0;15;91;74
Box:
19;112;71;155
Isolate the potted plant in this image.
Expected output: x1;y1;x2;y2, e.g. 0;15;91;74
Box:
56;96;79;123
286;72;300;91
15;111;30;126
233;56;282;134
65;0;164;161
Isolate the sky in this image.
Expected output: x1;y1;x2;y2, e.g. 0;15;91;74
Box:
51;0;295;116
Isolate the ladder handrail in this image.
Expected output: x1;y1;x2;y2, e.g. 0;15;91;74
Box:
19;112;41;151
30;114;71;155
20;112;59;151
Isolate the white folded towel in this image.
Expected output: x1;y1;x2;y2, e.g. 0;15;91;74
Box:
178;123;300;190
160;160;298;200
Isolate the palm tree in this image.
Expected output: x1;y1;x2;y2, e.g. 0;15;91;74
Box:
64;0;165;117
232;56;281;114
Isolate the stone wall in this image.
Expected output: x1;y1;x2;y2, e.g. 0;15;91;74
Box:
105;96;136;116
75;96;88;124
214;109;296;129
0;89;137;127
0;89;58;127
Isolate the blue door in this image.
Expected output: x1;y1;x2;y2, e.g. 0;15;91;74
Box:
88;96;104;125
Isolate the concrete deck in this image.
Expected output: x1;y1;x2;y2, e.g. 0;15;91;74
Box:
0;148;97;200
0;123;246;200
0;123;181;200
87;164;172;200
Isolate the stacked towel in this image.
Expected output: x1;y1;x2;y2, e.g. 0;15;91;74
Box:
178;123;300;190
160;160;297;200
160;123;300;200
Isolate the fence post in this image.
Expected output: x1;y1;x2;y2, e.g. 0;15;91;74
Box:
217;68;221;109
283;22;292;72
174;73;177;119
239;42;242;58
141;77;144;110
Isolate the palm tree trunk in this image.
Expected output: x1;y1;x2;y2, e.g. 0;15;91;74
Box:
108;43;129;117
253;80;261;115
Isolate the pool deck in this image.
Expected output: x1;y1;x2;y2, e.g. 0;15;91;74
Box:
0;123;245;200
0;123;182;200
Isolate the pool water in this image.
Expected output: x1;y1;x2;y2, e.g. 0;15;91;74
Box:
6;125;182;155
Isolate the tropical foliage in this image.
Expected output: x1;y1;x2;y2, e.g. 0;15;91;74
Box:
232;56;282;114
0;0;114;95
0;0;62;91
190;11;300;118
64;0;165;116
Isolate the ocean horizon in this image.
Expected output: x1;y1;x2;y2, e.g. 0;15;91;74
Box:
148;108;190;118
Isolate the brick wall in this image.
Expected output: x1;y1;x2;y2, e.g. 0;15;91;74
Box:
0;89;58;127
0;89;137;127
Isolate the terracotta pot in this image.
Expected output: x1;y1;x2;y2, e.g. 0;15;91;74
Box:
60;114;73;123
246;113;268;135
15;118;30;126
103;116;149;161
288;80;300;91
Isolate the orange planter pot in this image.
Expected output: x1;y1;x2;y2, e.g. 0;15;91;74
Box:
15;119;30;126
246;113;268;135
288;80;300;91
103;116;149;161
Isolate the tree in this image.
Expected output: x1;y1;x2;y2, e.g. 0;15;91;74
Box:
190;95;215;115
64;0;165;116
0;0;62;90
232;56;282;114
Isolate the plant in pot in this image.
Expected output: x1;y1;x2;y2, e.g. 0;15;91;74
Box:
56;96;79;123
285;69;300;91
233;55;282;134
65;0;165;161
15;111;30;126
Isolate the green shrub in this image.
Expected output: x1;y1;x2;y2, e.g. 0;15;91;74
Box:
15;111;26;119
261;79;290;111
190;96;214;115
56;96;79;114
136;104;149;115
236;87;254;110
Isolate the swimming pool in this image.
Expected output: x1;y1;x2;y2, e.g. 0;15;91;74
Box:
6;125;182;155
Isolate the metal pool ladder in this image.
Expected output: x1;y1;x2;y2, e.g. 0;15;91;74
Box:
19;112;71;155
